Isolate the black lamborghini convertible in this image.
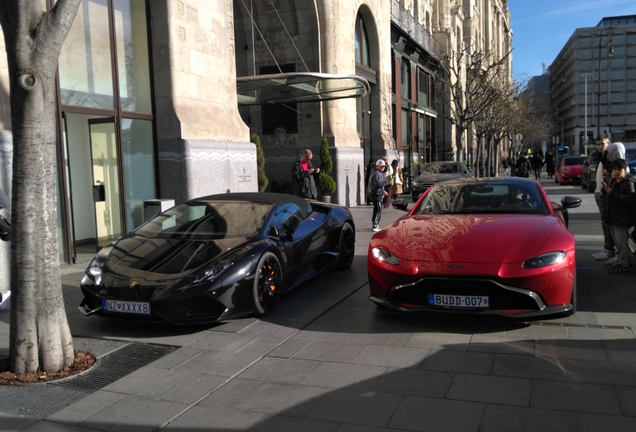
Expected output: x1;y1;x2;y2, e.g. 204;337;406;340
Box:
78;193;356;325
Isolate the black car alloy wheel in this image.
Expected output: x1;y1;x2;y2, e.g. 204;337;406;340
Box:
252;251;283;316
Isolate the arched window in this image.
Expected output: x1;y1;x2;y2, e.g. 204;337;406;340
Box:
354;15;370;66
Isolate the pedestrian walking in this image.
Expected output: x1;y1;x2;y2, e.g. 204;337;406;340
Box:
367;159;389;232
390;159;403;200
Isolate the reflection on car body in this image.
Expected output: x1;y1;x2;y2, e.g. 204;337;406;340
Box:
411;161;472;202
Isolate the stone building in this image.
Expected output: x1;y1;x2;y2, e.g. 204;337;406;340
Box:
0;0;511;267
549;15;636;155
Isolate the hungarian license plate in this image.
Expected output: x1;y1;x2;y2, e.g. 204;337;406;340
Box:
428;294;489;308
102;299;151;315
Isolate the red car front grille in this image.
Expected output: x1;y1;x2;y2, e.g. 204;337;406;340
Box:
388;277;542;311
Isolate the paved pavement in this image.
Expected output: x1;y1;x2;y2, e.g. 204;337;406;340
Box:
1;176;636;431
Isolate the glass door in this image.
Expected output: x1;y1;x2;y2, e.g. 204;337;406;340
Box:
89;119;122;248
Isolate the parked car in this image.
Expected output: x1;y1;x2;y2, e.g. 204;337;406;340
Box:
79;193;356;325
368;177;582;318
555;155;587;185
580;152;600;192
626;149;636;161
629;159;636;175
411;161;472;201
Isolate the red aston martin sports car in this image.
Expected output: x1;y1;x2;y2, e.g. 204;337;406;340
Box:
556;155;587;185
368;178;582;319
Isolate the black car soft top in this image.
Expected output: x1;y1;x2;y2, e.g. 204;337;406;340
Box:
194;192;310;218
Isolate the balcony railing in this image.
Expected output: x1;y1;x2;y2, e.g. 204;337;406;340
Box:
390;0;444;59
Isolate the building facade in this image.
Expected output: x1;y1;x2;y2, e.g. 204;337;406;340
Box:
549;15;636;155
0;0;511;267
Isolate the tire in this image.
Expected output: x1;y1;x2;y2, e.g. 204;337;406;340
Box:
335;222;355;270
587;182;595;193
251;252;283;316
581;178;587;189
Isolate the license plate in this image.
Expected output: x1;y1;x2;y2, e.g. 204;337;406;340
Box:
102;299;151;315
428;294;489;308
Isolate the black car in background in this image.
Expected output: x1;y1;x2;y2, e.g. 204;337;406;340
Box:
581;152;599;192
78;193;356;325
411;161;472;201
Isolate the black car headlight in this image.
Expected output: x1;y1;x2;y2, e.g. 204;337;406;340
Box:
371;247;401;265
523;251;567;269
191;263;233;284
83;246;113;286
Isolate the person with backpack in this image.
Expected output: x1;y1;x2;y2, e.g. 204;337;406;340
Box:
515;152;531;178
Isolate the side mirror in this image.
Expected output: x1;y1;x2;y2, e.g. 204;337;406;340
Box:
392;199;409;211
554;195;582;212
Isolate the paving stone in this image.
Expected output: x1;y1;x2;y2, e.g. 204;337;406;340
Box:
161;405;263;431
374;367;453;397
531;380;621;414
76;395;188;432
492;354;570;381
197;378;262;408
480;404;578;432
447;373;530;407
235;382;330;416
300;362;385;389
292;340;367;362
566;358;636;385
307;388;402;427
266;338;312;358
388;395;483;432
249;415;340;432
237;357;321;383
419;350;494;374
535;339;607;361
45;390;127;424
354;345;428;368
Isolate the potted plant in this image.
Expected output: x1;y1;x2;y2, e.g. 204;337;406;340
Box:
317;138;336;202
251;133;268;192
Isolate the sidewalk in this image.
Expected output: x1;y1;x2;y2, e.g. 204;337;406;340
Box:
1;183;636;432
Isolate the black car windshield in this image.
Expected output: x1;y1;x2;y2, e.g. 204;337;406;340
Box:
135;201;273;239
413;181;549;215
420;162;462;174
563;156;586;166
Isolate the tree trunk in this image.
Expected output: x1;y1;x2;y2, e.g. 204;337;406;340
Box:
0;0;81;374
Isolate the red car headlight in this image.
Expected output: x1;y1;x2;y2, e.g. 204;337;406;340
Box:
522;251;567;269
371;247;401;265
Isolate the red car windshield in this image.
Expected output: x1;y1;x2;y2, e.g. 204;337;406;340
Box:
563;157;586;166
413;181;549;215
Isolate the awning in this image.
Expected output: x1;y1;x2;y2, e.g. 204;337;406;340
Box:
237;72;370;105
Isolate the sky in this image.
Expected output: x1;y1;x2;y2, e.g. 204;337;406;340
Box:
508;0;636;84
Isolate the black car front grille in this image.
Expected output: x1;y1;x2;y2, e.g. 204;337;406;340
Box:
154;295;227;323
388;278;541;311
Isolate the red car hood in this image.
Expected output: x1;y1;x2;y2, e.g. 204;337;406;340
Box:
375;214;570;263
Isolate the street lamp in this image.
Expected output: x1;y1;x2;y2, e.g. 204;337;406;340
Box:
596;27;614;139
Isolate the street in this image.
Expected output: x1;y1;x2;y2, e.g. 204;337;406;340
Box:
1;176;636;431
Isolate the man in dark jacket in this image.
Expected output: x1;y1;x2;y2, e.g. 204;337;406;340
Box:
515;152;530;177
367;159;389;232
291;149;319;199
601;158;636;272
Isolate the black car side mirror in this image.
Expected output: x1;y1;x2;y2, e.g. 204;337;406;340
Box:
392;199;409;211
554;196;582;212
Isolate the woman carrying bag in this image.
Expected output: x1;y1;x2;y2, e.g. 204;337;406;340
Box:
390;160;403;200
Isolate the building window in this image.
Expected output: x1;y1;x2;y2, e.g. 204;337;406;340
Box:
401;58;410;98
418;70;429;106
401;109;410;147
354;15;370;66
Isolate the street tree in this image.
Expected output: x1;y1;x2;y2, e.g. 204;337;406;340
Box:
0;0;81;374
437;47;511;162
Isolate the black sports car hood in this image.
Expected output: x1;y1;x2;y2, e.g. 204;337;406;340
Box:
101;234;250;279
